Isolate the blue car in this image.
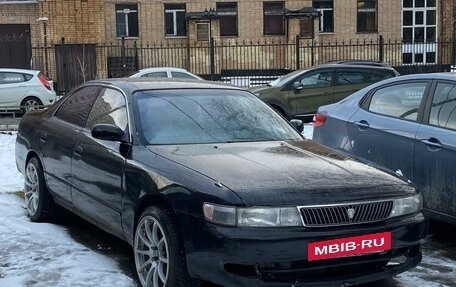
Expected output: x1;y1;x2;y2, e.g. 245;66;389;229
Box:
313;73;456;225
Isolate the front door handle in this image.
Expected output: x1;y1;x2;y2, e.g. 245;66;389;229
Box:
421;138;442;150
73;145;83;159
353;120;370;130
40;133;47;143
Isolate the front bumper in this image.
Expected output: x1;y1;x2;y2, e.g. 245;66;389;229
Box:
184;213;427;287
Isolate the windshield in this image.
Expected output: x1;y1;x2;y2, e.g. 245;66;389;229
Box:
268;69;307;87
135;89;301;145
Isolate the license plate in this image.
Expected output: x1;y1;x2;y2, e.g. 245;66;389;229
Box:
308;232;392;261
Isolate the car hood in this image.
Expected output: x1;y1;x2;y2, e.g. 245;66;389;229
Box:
146;140;415;206
247;85;277;94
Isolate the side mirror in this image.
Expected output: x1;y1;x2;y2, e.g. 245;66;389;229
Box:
92;124;125;142
290;119;304;133
292;81;303;92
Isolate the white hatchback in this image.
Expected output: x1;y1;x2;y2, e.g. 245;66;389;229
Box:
128;67;204;81
0;68;56;112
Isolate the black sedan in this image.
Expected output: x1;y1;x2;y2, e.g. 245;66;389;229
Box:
313;73;456;226
16;78;426;287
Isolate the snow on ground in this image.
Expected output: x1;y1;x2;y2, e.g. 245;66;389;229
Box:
1;131;455;287
0;133;136;287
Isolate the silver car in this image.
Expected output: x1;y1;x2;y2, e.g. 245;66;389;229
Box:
128;67;204;80
313;73;456;225
0;68;56;112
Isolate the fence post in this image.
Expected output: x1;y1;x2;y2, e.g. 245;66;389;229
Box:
295;35;300;70
379;35;384;62
134;41;138;71
121;36;126;76
25;30;32;69
452;26;456;71
61;37;69;93
210;37;215;80
311;38;315;66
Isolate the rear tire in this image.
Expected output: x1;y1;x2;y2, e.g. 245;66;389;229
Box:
21;97;43;113
24;157;62;222
134;206;200;287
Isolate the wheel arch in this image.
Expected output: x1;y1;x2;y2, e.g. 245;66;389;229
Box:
133;193;181;242
268;102;290;119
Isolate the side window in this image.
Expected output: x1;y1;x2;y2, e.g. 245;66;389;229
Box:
0;72;25;84
429;82;456;130
55;86;102;127
368;82;427;121
298;71;332;88
171;71;197;80
365;70;394;83
337;70;365;85
142;72;168;78
86;88;128;132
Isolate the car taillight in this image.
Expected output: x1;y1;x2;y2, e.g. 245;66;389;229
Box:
38;74;52;91
313;113;326;128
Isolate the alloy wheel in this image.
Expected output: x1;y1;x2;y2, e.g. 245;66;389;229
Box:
24;162;40;216
134;216;170;287
24;99;40;112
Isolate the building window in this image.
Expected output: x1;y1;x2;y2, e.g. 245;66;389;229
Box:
402;0;437;64
313;0;333;33
115;4;139;37
263;2;285;35
216;2;238;36
357;0;377;33
164;3;186;37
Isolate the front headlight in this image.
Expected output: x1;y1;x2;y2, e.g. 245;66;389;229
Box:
203;203;303;227
389;194;422;218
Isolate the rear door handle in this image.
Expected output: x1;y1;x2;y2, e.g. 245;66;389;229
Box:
73;145;83;159
421;138;442;150
353;120;370;130
40;133;47;143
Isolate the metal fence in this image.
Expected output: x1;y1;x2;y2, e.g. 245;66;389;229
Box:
29;36;456;93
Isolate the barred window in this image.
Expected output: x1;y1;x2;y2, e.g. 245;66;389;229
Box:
263;2;285;35
357;0;377;33
115;4;139;37
313;0;334;33
216;2;238;36
165;3;187;37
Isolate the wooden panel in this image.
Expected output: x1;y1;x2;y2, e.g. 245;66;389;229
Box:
0;24;31;69
55;44;97;92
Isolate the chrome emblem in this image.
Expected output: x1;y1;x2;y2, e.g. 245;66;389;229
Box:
347;208;356;221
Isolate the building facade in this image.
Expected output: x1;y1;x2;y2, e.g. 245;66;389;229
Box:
0;0;454;90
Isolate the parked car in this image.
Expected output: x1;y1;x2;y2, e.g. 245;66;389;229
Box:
248;64;399;120
0;68;56;112
326;60;393;68
16;78;426;287
128;67;204;80
313;73;456;225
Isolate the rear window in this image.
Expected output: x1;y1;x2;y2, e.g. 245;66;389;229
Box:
0;72;26;84
368;82;427;121
365;70;395;83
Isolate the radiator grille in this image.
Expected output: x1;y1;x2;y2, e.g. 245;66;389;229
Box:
299;201;393;227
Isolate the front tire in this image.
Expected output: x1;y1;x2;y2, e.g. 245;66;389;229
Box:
134;206;198;287
24;157;61;222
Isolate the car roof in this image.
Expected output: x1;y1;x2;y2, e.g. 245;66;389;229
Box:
0;68;40;74
86;77;242;93
389;72;456;82
312;63;395;71
137;67;191;73
326;60;391;67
